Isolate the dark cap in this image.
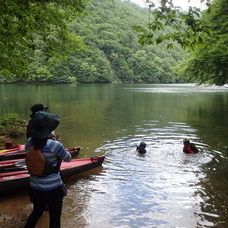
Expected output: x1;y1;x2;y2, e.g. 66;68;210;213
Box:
30;111;60;139
183;138;190;143
31;104;48;114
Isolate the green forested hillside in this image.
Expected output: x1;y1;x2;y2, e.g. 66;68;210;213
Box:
0;0;185;84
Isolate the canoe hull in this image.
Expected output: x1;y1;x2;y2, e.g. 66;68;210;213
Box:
0;147;80;173
0;145;25;154
0;146;80;161
0;156;104;194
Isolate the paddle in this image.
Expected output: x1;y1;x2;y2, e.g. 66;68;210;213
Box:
0;160;26;173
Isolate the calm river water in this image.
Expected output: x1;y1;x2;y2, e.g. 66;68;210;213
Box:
0;83;228;228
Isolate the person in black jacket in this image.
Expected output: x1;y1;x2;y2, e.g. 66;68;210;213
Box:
26;104;48;138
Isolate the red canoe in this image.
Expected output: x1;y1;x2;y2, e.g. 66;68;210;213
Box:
0;145;25;154
0;146;80;161
0;147;81;172
0;156;105;194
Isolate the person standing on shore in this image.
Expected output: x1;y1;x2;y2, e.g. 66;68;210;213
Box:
25;111;71;228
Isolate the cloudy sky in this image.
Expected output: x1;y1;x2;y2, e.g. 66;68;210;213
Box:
130;0;206;10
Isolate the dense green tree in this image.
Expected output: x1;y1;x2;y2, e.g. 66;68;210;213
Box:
179;0;228;85
135;0;227;85
135;0;212;48
0;0;87;77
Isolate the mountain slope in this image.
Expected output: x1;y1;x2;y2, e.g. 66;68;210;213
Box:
1;0;185;84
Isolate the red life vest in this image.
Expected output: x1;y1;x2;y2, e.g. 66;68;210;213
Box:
26;146;61;177
26;146;46;176
183;145;194;153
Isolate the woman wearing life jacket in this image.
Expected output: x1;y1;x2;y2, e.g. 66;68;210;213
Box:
25;111;71;228
183;138;199;154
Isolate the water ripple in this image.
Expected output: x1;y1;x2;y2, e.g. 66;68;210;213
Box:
129;84;228;95
81;121;219;227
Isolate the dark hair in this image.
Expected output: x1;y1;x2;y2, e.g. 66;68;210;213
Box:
30;104;48;114
139;142;146;149
183;138;190;144
31;138;48;150
137;142;147;154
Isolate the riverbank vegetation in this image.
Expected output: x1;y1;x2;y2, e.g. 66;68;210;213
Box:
0;113;26;138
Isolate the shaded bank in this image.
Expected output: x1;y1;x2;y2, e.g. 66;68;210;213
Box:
0;113;26;144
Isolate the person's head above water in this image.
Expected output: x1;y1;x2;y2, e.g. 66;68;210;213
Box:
30;104;48;114
137;141;147;154
139;141;146;149
183;138;191;145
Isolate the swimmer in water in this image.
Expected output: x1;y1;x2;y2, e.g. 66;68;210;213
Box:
136;142;147;155
183;138;199;154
